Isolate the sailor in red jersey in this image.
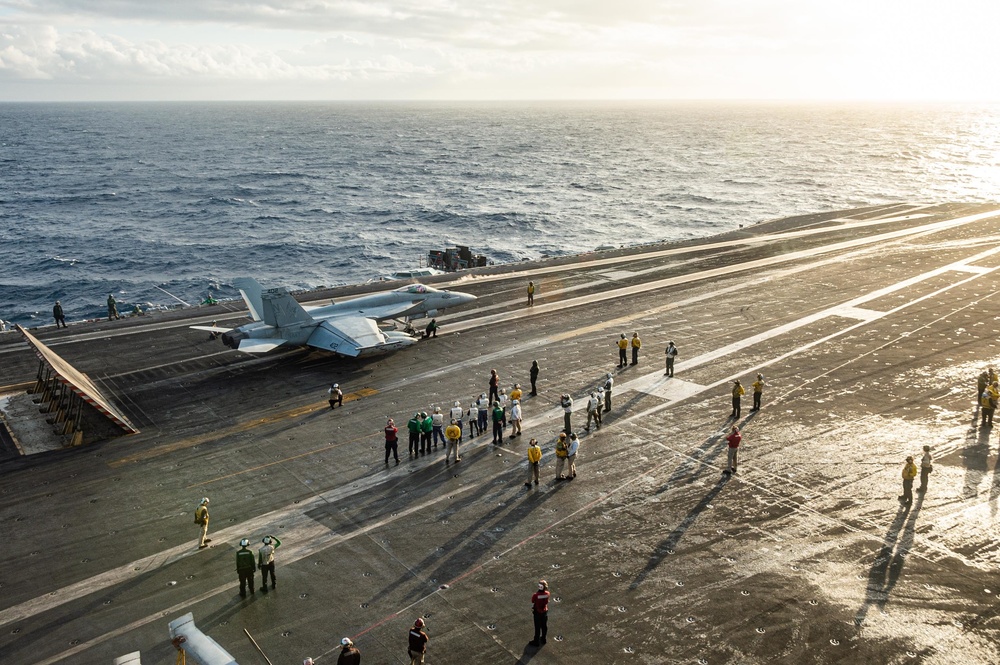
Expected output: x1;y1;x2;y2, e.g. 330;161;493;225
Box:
407;618;429;664
530;579;550;647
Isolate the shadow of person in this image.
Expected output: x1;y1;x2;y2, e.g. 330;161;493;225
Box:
516;641;540;663
855;493;924;626
372;476;563;605
988;435;1000;518
652;430;730;497
630;474;732;590
961;418;993;499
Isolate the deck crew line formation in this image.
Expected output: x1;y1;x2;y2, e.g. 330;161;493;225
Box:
10;204;1000;664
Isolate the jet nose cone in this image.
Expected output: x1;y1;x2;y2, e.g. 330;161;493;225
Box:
460;292;477;305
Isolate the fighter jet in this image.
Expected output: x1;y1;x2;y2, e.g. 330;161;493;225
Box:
191;278;476;356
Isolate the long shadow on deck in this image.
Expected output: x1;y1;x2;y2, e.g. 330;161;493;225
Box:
855;493;924;626
630;475;732;590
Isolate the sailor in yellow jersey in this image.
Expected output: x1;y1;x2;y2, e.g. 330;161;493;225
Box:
527;280;535;306
524;438;542;487
899;456;918;505
195;497;211;549
731;380;745;419
617;334;628;367
751;373;765;411
445;419;462;463
630;332;641;365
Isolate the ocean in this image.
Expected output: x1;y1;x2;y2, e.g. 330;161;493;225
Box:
1;101;999;327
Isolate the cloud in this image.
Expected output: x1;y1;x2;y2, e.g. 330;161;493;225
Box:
0;0;772;51
3;0;1000;100
0;24;434;82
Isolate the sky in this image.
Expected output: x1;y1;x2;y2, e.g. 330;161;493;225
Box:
1;0;1000;101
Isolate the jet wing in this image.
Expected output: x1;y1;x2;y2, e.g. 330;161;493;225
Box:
306;317;385;357
352;301;422;320
238;339;288;353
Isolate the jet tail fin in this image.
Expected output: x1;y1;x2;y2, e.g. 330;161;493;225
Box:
232;278;265;321
260;287;314;327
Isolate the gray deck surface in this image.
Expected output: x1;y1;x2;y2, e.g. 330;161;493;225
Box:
3;202;1000;664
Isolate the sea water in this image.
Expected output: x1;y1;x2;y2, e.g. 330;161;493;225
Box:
2;101;999;326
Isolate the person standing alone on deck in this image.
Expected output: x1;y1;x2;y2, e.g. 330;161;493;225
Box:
328;383;343;409
530;361;540;396
337;638;361;665
527;281;535;306
617;334;628;367
195;497;211;549
665;341;677;376
408;618;429;665
723;425;741;475
107;294;120;321
530;580;550;647
53;300;66;328
631;332;641;365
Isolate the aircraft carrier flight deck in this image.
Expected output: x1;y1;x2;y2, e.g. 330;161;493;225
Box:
3;202;1000;664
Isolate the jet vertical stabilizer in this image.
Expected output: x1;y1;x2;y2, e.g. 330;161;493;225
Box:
260;288;313;328
232;277;265;321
